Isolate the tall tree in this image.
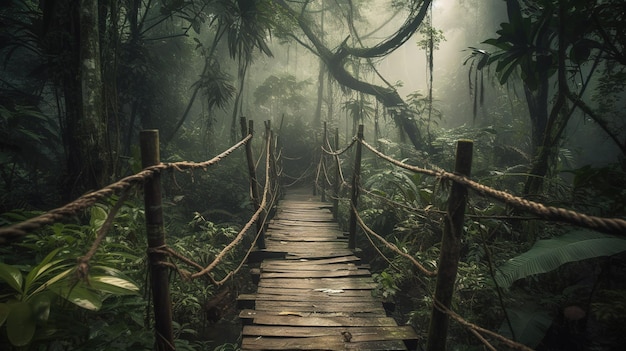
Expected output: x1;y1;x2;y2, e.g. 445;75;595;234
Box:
43;0;108;196
467;0;626;195
272;0;433;150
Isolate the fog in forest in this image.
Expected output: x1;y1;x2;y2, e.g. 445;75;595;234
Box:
1;1;626;350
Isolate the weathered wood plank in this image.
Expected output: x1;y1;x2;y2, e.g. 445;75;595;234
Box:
252;315;399;327
258;278;377;290
260;269;371;279
241;336;408;350
255;287;373;298
239;309;384;320
262;256;361;266
243;325;418;341
254;300;385;312
238;293;377;303
261;263;369;272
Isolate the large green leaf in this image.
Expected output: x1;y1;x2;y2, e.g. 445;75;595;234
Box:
0;262;23;292
50;284;103;311
90;205;108;231
29;267;73;297
496;230;626;289
30;293;52;323
499;307;552;347
24;247;65;292
89;276;139;295
0;303;10;326
6;301;36;346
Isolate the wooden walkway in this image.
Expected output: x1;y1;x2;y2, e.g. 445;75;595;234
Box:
239;188;418;350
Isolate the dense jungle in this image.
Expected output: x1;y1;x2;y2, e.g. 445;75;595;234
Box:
1;0;625;350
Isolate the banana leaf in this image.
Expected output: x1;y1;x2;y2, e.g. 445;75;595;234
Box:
495;230;626;289
499;307;552;348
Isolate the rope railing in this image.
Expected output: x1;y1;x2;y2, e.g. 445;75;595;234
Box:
0;120;280;351
352;204;437;277
359;138;626;236
315;123;625;351
0;133;252;244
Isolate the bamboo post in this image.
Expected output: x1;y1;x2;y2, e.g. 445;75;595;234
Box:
140;130;175;351
240;118;265;249
321;122;327;202
348;125;364;250
333;128;340;219
426;139;473;351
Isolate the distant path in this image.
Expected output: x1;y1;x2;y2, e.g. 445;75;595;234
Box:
238;187;418;350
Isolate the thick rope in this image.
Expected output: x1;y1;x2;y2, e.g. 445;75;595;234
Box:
321;137;357;156
360;139;626;236
0;135;252;244
190;133;271;279
433;300;534;351
353;204;437;277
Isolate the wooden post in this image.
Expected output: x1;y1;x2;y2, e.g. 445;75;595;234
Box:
333;128;340;220
140;130;175;351
426;139;473;351
348;125;364;250
267;123;277;198
313;129;318;196
321;122;327;202
240;118;265;249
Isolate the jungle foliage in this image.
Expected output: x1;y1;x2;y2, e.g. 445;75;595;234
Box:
1;0;625;350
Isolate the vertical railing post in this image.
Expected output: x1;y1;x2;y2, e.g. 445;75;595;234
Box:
313;129;318;196
266;121;278;199
348;124;363;250
427;139;473;351
321;122;327;202
333;128;340;220
140;130;175;351
240;117;265;249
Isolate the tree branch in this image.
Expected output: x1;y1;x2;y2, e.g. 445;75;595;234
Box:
273;0;426;149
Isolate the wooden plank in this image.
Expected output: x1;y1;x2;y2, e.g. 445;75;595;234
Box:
282;251;356;259
261;263;368;272
239;309;383;320
260;269;371;279
255;287;373;298
263;256;361;266
238;293;377;303
243;325;418;341
254;301;385;313
268;242;347;248
259;278;377;290
251;315;399;327
242;336;408;350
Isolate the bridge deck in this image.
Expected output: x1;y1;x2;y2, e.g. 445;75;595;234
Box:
239;188;418;350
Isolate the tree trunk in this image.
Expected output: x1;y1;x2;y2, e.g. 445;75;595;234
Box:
51;0;107;198
78;0;107;186
314;59;325;127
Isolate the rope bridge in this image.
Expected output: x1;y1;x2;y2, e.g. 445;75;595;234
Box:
0;117;280;350
314;122;626;351
1;120;625;350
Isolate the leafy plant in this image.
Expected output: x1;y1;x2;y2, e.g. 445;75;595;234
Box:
498;306;552;348
373;271;401;299
0;248;139;347
495;230;626;289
